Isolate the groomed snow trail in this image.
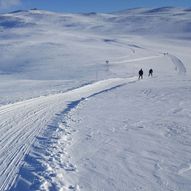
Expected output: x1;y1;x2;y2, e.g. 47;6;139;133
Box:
0;77;137;191
167;54;187;74
110;55;163;64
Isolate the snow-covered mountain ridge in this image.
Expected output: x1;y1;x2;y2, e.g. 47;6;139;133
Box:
1;7;191;36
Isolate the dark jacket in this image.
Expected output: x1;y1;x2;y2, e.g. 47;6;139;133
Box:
139;69;143;76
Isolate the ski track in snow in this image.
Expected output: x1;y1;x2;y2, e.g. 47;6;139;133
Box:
0;77;137;191
11;100;83;191
167;54;187;74
110;55;163;64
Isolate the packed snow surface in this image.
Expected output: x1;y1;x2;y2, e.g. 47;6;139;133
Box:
0;7;191;191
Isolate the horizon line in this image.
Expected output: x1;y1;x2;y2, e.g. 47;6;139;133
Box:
1;6;191;14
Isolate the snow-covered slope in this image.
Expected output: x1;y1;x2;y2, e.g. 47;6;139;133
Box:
0;7;190;105
111;7;191;37
0;7;191;191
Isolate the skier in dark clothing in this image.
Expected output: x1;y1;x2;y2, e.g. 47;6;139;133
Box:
138;69;143;79
148;69;153;77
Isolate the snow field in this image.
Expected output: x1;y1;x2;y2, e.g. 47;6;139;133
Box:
64;76;191;191
0;7;190;191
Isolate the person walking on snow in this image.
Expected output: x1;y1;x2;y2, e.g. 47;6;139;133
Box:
148;69;153;77
138;69;143;79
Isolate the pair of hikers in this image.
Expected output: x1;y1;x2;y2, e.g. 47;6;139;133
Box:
138;69;153;79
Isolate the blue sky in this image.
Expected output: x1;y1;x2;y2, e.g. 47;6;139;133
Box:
1;0;191;13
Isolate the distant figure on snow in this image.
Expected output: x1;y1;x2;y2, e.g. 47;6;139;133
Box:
105;60;110;72
163;52;168;56
148;69;153;77
138;69;143;79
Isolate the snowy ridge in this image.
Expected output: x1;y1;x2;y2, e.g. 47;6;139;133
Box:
1;7;191;35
